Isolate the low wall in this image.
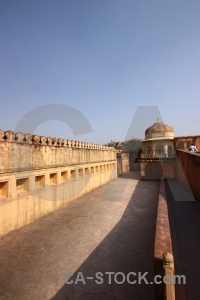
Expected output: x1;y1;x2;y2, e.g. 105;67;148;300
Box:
154;179;174;299
0;130;116;172
176;150;200;203
0;130;117;236
140;160;176;180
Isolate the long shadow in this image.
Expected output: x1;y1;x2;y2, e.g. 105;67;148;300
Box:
165;181;200;300
51;180;159;300
118;171;141;180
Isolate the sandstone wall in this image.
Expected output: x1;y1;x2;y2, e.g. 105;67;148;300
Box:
140;160;176;180
174;135;200;150
0;130;117;236
176;150;200;203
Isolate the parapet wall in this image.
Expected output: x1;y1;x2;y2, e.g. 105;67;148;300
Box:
0;130;115;172
176;150;200;203
0;130;117;236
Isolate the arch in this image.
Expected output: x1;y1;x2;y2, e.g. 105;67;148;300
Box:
156;144;164;155
177;142;184;149
168;145;173;157
148;146;153;154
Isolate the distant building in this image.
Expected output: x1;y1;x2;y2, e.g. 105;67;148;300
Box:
174;135;200;151
142;119;175;158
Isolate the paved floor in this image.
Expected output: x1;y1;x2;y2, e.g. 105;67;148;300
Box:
0;172;160;300
166;180;200;300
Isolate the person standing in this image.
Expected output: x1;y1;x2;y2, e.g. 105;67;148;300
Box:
189;144;198;153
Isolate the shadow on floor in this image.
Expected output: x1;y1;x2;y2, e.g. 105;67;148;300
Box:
165;181;200;300
51;180;159;300
118;171;141;180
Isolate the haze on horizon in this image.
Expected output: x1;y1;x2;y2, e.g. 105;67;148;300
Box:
0;0;199;144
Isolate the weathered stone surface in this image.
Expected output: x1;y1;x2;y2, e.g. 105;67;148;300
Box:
40;136;47;145
46;137;53;145
5;130;15;142
51;138;58;146
15;132;25;143
0;128;118;236
0;130;5;141
24;134;32;144
32;135;41;144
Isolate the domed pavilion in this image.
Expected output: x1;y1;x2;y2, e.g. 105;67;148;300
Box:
142;119;175;158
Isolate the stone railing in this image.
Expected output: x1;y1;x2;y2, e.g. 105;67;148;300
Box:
154;179;174;299
0;129;114;150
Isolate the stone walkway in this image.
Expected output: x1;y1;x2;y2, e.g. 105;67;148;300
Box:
0;172;160;300
166;180;200;300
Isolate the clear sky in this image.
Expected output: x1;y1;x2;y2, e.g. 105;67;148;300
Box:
0;0;200;143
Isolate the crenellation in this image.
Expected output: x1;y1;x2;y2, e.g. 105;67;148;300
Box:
60;139;66;146
66;139;71;147
24;134;32;144
58;138;64;146
51;138;58;146
0;130;5;141
0;129;115;152
15;132;26;143
32;134;41;144
46;137;53;145
5;130;15;142
40;136;47;145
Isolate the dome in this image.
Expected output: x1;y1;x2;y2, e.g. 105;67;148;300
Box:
145;119;174;139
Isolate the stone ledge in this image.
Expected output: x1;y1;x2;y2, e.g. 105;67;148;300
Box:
0;129;115;150
154;178;173;300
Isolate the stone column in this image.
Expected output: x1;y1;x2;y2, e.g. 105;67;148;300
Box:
152;144;156;158
164;144;168;158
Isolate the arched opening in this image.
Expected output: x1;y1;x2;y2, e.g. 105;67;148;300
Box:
147;146;153;158
168;145;173;157
177;142;184;149
148;146;152;154
155;145;164;157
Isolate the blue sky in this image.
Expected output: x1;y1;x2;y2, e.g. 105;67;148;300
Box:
0;0;199;143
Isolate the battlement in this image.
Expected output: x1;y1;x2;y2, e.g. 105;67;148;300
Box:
0;129;113;150
0;129;117;236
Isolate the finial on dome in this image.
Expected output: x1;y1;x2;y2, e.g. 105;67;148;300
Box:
157;118;160;123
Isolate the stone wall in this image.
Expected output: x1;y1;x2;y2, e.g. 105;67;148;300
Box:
174;135;200;150
176;150;200;203
140;160;176;180
0;130;117;236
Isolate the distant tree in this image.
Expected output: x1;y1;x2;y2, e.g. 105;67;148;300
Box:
122;139;142;152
